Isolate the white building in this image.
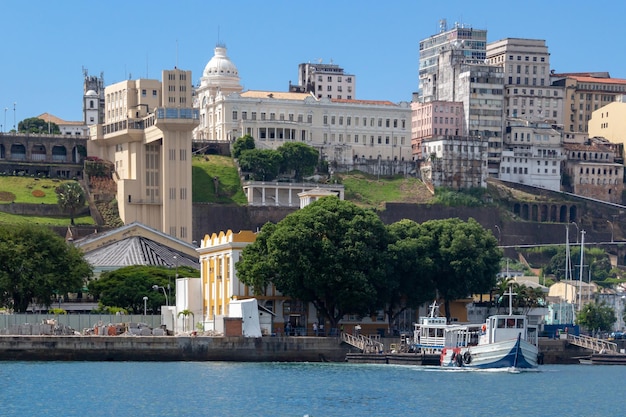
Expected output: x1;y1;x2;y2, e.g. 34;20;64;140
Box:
193;46;413;167
499;119;564;191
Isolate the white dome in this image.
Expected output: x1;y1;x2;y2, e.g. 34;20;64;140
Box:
85;89;98;97
203;46;239;78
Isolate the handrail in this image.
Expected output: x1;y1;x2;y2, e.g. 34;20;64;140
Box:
341;332;384;353
567;334;617;354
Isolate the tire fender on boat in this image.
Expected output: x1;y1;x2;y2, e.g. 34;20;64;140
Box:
463;351;472;365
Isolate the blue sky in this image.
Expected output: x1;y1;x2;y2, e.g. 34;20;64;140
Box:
1;0;624;126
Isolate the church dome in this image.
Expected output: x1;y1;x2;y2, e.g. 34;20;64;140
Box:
85;89;98;97
203;46;239;78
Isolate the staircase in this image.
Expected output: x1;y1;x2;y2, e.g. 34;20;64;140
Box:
567;334;618;354
341;332;384;353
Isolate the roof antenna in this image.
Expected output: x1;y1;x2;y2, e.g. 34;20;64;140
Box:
176;39;178;68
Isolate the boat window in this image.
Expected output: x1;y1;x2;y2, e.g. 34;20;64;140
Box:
497;318;506;328
516;319;524;328
506;319;515;328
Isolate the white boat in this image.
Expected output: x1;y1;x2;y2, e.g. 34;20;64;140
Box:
440;288;539;370
410;301;465;355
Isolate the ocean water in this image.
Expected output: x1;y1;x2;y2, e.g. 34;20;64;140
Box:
0;362;623;417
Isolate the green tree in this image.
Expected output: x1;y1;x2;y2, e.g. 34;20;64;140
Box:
232;134;255;159
576;301;616;334
18;117;61;134
235;222;277;295
421;218;502;322
0;225;92;312
236;197;389;329
277;142;319;180
178;309;195;332
238;149;282;181
56;181;86;225
383;219;436;329
88;265;199;313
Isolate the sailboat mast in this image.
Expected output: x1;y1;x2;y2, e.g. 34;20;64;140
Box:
578;230;586;312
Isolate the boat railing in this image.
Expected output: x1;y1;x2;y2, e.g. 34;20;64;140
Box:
341;332;384;353
567;333;618;354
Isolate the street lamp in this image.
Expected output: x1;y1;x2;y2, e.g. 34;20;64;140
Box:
607;220;614;243
152;285;168;307
143;296;148;316
4;108;7;133
13;102;16;132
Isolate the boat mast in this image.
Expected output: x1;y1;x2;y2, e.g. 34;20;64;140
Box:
578;230;586;312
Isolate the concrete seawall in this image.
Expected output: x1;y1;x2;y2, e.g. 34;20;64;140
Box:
0;335;351;362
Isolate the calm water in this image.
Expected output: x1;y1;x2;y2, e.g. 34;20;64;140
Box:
0;362;624;417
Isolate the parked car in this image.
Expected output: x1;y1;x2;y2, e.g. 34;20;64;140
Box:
608;331;625;340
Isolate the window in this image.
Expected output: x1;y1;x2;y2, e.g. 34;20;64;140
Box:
327;76;332;82
232;111;238;120
152;90;157;97
242;111;247;120
142;89;147;97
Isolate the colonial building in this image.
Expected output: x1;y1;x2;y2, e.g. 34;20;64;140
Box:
499;119;564;191
563;137;623;203
551;72;626;134
87;68;199;242
411;100;465;159
193;46;413;167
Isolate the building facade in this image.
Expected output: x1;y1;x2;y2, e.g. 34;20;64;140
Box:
588;97;626;146
551;72;626;134
486;38;564;126
289;61;356;100
193;46;413;167
563;137;623;203
88;68;199;242
499;119;564;191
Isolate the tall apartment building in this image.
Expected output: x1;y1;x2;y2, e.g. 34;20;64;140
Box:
418;19;487;103
486;38;564;126
88;68;199;242
411;100;465;159
289;62;356;100
551;72;626;134
499;119;563;191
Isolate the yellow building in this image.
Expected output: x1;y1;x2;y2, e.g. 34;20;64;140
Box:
88;68;198;242
548;280;597;308
198;230;257;331
588;98;626;145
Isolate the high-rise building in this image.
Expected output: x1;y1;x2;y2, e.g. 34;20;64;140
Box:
88;68;199;242
418;19;487;103
486;38;564;126
289;61;356;100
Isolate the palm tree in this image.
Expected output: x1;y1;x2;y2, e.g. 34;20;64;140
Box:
177;309;195;332
55;181;86;225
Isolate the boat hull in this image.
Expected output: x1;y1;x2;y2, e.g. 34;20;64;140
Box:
441;336;538;369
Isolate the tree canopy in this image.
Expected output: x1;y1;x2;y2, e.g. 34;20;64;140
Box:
0;225;92;312
238;149;282;181
18;117;61;134
576;301;616;333
232;134;256;159
88;265;200;313
237;197;389;328
383;219;436;327
277;142;319;180
56;181;87;225
236;198;502;328
412;218;501;322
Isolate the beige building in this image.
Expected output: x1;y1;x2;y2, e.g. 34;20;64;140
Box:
290;61;356;100
411;100;465;159
588;97;626;146
563;137;623;203
551;73;626;134
548;280;597;309
88;68;198;242
486;38;564;126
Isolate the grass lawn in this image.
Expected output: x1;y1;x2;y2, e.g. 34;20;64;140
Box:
0;211;95;226
338;171;433;209
0;176;77;204
192;155;247;204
